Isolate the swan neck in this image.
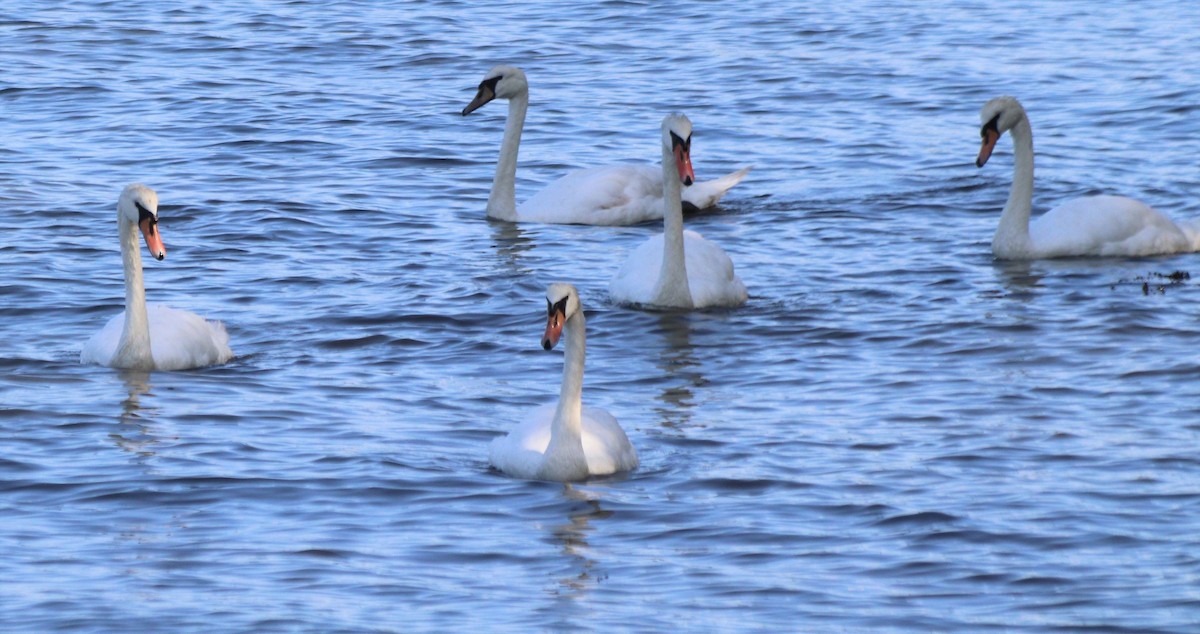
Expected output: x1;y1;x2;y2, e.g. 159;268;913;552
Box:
538;310;589;481
994;117;1035;257
653;142;693;307
115;214;153;369
536;308;589;479
487;93;526;221
552;311;585;438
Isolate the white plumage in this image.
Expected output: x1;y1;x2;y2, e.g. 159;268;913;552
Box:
463;65;750;225
80;184;233;371
609;229;746;309
977;96;1200;259
489;283;637;482
489;403;638;481
82;303;232;372
609;113;748;309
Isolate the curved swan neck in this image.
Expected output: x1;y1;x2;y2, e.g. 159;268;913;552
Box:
653;140;694;308
539;308;588;480
114;213;153;370
551;310;585;439
993;116;1035;258
487;92;527;221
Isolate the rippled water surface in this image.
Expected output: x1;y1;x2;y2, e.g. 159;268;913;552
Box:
3;1;1200;631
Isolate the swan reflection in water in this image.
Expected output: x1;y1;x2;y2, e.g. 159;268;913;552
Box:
489;220;537;276
653;312;703;430
991;258;1044;303
110;369;161;457
549;484;614;600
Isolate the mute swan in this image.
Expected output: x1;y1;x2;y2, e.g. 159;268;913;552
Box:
609;114;748;309
977;96;1200;259
461;65;751;225
489;283;638;482
80;184;234;371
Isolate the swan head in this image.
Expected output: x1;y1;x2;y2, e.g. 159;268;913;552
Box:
119;183;165;261
542;283;580;351
461;65;528;116
976;96;1027;168
661;113;696;186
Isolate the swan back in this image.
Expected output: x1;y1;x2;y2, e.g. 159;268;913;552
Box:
82;304;234;371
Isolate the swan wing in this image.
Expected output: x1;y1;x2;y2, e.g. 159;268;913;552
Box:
147;304;234;371
80;312;126;366
580;405;638;475
518;165;750;225
609;231;747;308
683;230;748;308
609;233;666;306
519;165;663;225
1032;195;1191;257
489;403;555;479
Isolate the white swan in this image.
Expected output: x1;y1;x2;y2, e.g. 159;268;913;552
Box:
490;283;638;482
977;96;1200;259
81;184;234;371
462;65;750;225
609;114;748;309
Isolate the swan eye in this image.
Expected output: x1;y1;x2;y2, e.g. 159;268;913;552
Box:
670;131;691;153
547;296;569;321
981;114;1000;138
135;201;158;233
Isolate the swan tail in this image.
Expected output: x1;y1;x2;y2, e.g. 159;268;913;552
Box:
1177;218;1200;252
681;166;752;209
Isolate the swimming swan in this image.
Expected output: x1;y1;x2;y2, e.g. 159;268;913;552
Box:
462;65;750;225
977;96;1200;259
80;184;233;371
609;113;748;309
489;283;638;482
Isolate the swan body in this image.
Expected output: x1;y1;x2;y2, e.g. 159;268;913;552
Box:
489;284;638;482
609;113;748;309
82;304;232;372
462;65;750;225
81;184;233;371
977;96;1200;259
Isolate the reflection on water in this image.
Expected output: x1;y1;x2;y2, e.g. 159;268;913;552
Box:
110;369;159;457
490;220;537;275
550;484;614;600
653;313;702;429
992;258;1043;296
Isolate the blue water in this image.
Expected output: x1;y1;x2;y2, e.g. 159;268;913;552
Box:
3;1;1200;631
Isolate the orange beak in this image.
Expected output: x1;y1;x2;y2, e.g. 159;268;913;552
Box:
976;127;1001;168
674;143;695;186
139;216;166;261
542;309;565;350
